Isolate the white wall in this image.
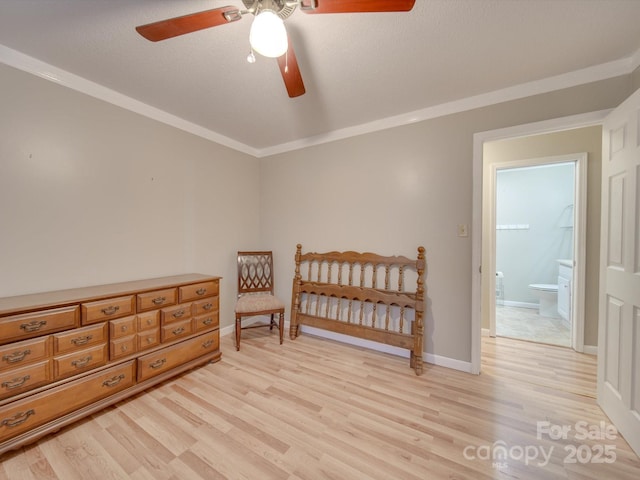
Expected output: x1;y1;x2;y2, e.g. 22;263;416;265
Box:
0;63;260;327
496;162;575;303
260;76;634;366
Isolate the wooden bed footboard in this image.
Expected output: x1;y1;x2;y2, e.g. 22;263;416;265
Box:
289;244;426;375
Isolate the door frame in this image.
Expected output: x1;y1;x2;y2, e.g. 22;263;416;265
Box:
471;109;611;374
488;153;587;351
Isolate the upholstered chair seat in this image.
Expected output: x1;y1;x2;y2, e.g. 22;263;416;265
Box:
235;293;285;314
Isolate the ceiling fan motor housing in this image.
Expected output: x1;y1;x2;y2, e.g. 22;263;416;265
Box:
242;0;298;19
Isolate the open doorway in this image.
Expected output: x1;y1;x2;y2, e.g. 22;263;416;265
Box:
483;141;592;354
493;159;580;347
470;111;607;374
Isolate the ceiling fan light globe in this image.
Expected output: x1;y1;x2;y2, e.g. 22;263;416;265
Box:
249;10;288;58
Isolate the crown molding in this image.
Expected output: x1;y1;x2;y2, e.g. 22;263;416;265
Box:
258;49;640;157
2;43;639;159
0;44;260;157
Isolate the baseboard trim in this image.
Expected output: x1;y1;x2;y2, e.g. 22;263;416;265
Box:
502;300;538;309
220;324;234;338
299;325;473;373
223;322;473;373
220;319;291;338
424;352;474;373
221;323;592;365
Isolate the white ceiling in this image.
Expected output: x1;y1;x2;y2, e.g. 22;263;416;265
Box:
1;0;640;156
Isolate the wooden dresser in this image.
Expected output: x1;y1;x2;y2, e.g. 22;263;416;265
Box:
0;273;221;456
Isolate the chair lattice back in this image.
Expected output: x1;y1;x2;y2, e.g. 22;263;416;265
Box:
237;251;275;296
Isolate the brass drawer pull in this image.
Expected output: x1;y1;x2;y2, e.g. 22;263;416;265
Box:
196;288;206;296
71;335;93;346
202;303;213;311
102;374;125;387
202;318;213;326
149;358;166;369
152;296;166;305
172;327;185;335
172;309;185;319
2;349;31;364
101;306;120;316
20;320;47;332
71;355;93;368
202;340;214;349
1;409;35;428
2;375;31;390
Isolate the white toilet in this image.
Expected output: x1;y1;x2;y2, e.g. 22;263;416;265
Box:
528;283;559;318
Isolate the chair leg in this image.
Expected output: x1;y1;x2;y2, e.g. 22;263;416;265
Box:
270;313;274;330
235;315;241;351
278;311;284;344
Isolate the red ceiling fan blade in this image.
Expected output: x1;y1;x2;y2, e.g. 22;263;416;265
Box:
277;40;306;98
136;6;241;42
300;0;416;14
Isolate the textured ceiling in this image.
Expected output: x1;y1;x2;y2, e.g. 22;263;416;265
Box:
1;0;640;156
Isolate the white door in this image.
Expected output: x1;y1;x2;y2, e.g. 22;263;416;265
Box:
598;87;640;457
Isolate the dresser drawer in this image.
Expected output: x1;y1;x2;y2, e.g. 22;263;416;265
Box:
53;344;108;380
0;360;52;400
192;313;219;333
137;329;160;352
81;296;135;325
0;306;80;345
137;311;159;331
160;303;192;324
137;288;177;312
0;361;135;443
0;336;51;372
54;322;108;354
178;281;218;303
192;298;218;317
109;315;137;339
110;335;137;360
137;331;219;382
161;319;192;343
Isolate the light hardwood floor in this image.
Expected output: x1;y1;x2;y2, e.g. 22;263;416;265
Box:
1;331;638;479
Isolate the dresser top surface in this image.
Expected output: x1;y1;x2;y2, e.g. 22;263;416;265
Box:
0;274;221;316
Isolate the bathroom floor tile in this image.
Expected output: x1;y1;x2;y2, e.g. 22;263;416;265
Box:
496;305;571;347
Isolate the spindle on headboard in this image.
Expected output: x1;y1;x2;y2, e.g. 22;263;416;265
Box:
384;265;390;290
372;265;378;289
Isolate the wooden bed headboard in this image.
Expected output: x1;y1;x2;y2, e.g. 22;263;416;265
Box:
289;244;426;375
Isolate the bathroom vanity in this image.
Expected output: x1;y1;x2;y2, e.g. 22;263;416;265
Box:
557;259;573;324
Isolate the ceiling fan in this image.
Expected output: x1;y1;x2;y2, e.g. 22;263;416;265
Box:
135;0;416;98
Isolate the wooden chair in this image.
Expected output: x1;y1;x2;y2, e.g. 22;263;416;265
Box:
234;251;285;351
